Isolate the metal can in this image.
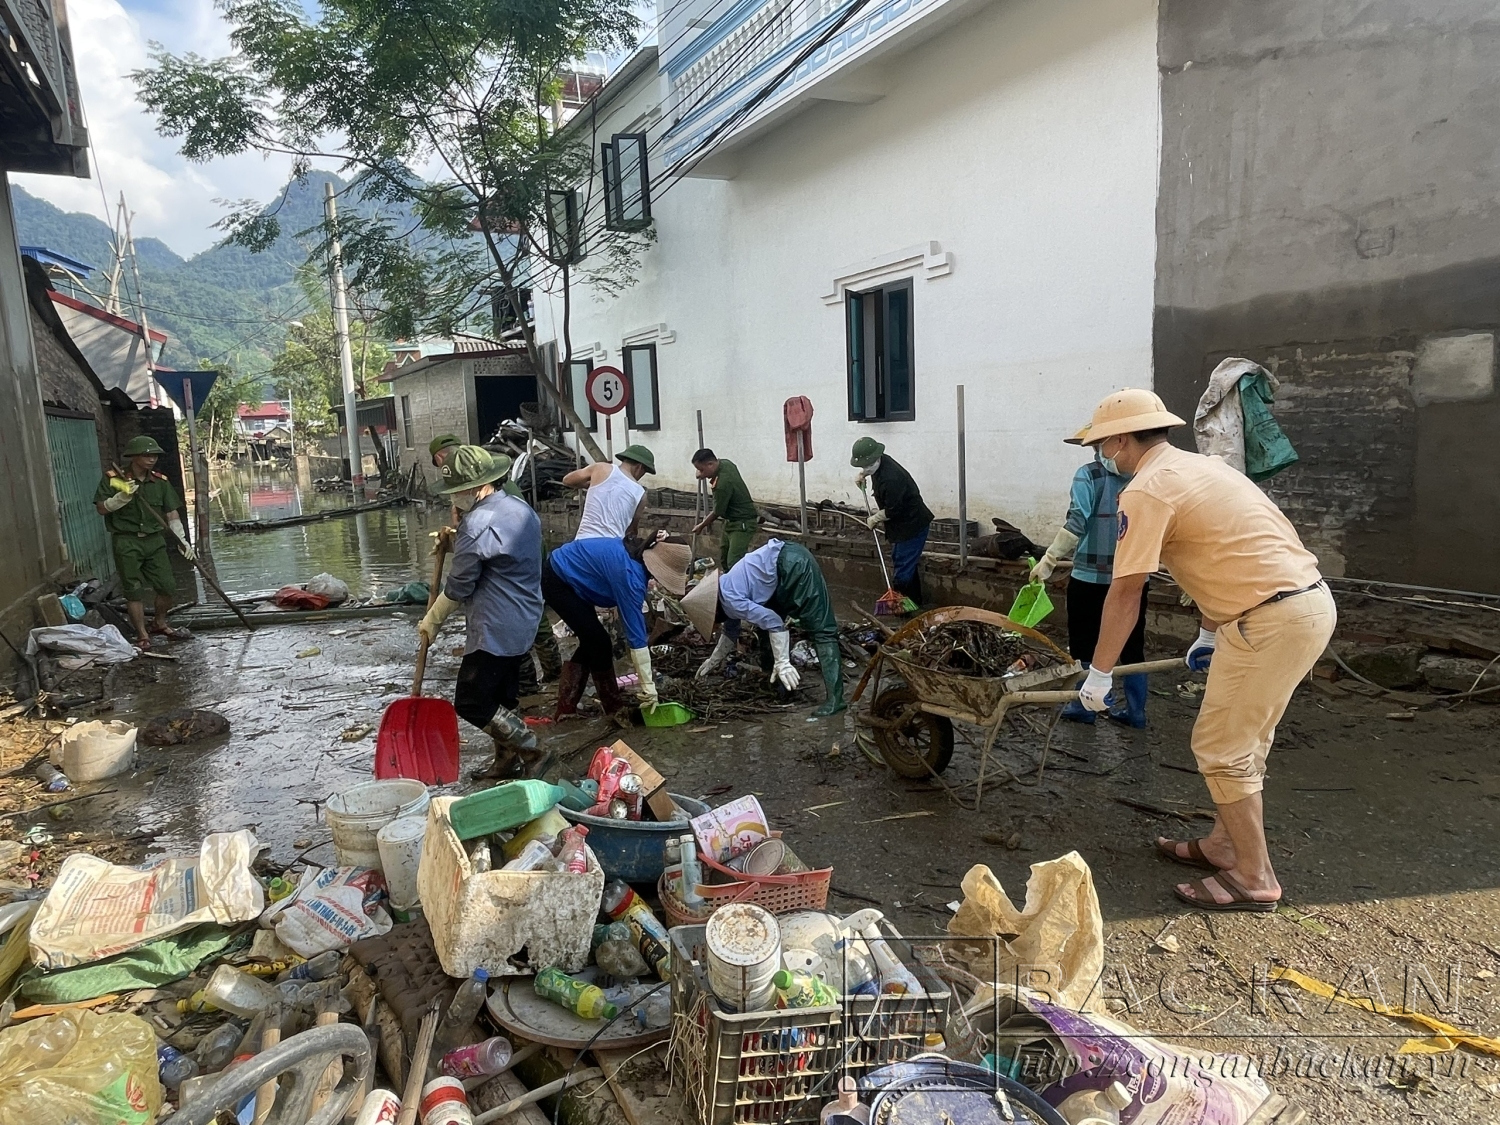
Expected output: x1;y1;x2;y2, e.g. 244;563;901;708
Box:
587;747;617;782
608;798;630;820
617;773;645;820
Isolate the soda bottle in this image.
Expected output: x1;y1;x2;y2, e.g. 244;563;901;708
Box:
438;1035;513;1079
601;881;671;979
194;1019;248;1072
204;963;282;1017
534;968;618;1020
500;839;554;872
158;1043;200;1091
556;826;589;874
276;950;341;982
34;763;69;792
773;969;837;1009
433;968;490;1055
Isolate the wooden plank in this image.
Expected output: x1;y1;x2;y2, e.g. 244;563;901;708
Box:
595;1045;690;1125
473;1069;551;1125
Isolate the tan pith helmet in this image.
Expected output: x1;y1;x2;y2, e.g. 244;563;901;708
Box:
1067;388;1186;446
680;569;721;640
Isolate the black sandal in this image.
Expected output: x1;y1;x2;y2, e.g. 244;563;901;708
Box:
1173;870;1280;913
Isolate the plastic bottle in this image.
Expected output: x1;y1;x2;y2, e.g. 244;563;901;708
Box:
556;826;589;874
438;1035;513;1079
470;840;492;873
594;938;649;978
266;876;296;902
176;989;217;1014
820;1076;870;1125
34;763;69;792
194;1019;249;1072
773;969;838;1009
500;838;553;872
842;910;923;997
1056;1082;1131;1125
18;1014;80;1067
433;968;490;1055
534;967;619;1020
419;1076;474;1125
601;881;671;979
591;921;631;949
603;984;670;1030
354;1089;403;1125
158;1042;199;1090
204;963;284;1017
276;950;341;982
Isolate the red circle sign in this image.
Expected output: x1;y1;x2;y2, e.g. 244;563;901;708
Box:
585;365;630;415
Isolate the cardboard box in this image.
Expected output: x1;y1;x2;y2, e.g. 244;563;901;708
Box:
609;739;678;821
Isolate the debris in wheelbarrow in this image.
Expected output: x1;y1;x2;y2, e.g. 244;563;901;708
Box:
901;620;1064;679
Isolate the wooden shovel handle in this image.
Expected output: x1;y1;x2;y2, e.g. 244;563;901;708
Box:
414;534;451;697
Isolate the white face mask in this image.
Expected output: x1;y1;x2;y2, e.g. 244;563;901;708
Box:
452;491;480;513
867;457;882;475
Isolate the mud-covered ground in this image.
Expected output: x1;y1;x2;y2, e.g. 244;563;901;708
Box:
6;593;1500;1123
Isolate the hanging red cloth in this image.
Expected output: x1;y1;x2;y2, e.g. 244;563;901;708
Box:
784;396;814;463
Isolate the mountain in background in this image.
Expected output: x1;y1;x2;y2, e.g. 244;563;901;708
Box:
11;170;414;379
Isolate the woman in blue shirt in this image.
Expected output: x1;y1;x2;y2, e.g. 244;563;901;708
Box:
1030;450;1149;726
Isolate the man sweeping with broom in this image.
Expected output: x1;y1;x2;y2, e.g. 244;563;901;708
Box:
683;540;846;718
851;437;932;611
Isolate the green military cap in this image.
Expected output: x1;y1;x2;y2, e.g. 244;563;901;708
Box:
616;444;656;474
123;435;165;457
437;445;509;494
849;436;885;468
429;433;462;457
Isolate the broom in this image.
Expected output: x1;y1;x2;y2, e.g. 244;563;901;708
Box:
860;482;919;616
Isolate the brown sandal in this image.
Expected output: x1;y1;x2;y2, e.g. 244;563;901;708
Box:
1173;869;1280;913
1154;838;1217;870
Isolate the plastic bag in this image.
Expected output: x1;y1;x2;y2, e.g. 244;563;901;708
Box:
273;586;331;610
0;1011;163;1125
30;831;263;969
24;624;137;668
946;851;1103;1012
267;866;392;957
305;572;351;605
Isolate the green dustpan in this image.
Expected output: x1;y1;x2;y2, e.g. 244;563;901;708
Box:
642;701;695;728
1008;558;1055;628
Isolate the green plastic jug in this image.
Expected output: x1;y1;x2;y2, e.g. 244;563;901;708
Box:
1007;558;1055;628
449;780;567;841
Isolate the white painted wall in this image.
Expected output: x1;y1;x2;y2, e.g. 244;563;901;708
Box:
536;0;1159;541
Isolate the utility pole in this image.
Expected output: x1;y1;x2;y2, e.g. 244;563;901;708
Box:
324;181;363;490
120;196;159;407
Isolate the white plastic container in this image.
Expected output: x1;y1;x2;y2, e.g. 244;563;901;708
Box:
61;720;137;781
705;903;781;1012
354;1089;402;1125
376;816;426;908
327;779;429;872
417;796;603;978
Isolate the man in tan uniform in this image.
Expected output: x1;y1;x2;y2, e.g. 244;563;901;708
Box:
1073;389;1336;912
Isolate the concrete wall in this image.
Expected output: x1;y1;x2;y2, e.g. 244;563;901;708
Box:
1155;1;1500;592
536;0;1161;542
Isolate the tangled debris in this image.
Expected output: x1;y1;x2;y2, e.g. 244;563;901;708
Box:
653;639;810;721
897;621;1062;678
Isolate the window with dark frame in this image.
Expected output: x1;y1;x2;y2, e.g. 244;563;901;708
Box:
623;344;660;431
399;394;414;449
565;358;598;432
845;278;915;422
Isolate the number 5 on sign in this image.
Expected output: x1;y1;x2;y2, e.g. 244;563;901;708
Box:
586;366;630;415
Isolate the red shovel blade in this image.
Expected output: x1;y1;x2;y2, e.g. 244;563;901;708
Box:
375;697;460;785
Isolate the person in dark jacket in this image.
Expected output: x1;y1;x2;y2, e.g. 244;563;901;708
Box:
850;437;934;607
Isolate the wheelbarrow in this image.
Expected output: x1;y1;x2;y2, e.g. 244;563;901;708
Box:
850;606;1182;804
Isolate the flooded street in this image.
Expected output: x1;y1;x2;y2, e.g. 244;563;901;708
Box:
199;466;442;598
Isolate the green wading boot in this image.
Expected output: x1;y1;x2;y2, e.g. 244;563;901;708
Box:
811;640;847;717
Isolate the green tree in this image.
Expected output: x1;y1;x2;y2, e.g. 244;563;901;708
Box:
193;363;263;457
132;0;647;460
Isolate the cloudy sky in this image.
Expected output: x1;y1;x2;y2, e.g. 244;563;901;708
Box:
12;0;310;258
14;0;655;261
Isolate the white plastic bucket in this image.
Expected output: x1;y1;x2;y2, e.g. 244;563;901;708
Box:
705;903;781;1012
61;720;137;781
327;779;429;872
377;815;427;909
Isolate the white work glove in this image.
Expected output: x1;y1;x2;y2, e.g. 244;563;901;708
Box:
167;518;194;560
866;509;887;531
696;633;736;678
1078;665;1114;712
1030;528;1080;584
101;490;135;512
418;592;461;644
1185;627;1216;672
768;630;801;691
630;647;658;710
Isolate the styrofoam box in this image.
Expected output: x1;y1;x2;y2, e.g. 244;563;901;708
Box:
417;795;605;978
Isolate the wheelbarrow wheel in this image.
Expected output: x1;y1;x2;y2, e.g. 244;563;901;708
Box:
871;686;954;778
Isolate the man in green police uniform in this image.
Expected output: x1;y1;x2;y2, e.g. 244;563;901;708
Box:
690;448;759;571
94;435;192;648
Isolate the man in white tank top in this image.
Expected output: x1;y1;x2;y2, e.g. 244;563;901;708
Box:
564;445;654;539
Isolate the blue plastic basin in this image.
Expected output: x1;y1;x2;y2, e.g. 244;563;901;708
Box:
558;792;709;884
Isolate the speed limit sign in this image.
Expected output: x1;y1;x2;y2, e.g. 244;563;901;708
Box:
585;365;630;415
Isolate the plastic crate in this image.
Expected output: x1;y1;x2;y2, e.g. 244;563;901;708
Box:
667;923;950;1124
